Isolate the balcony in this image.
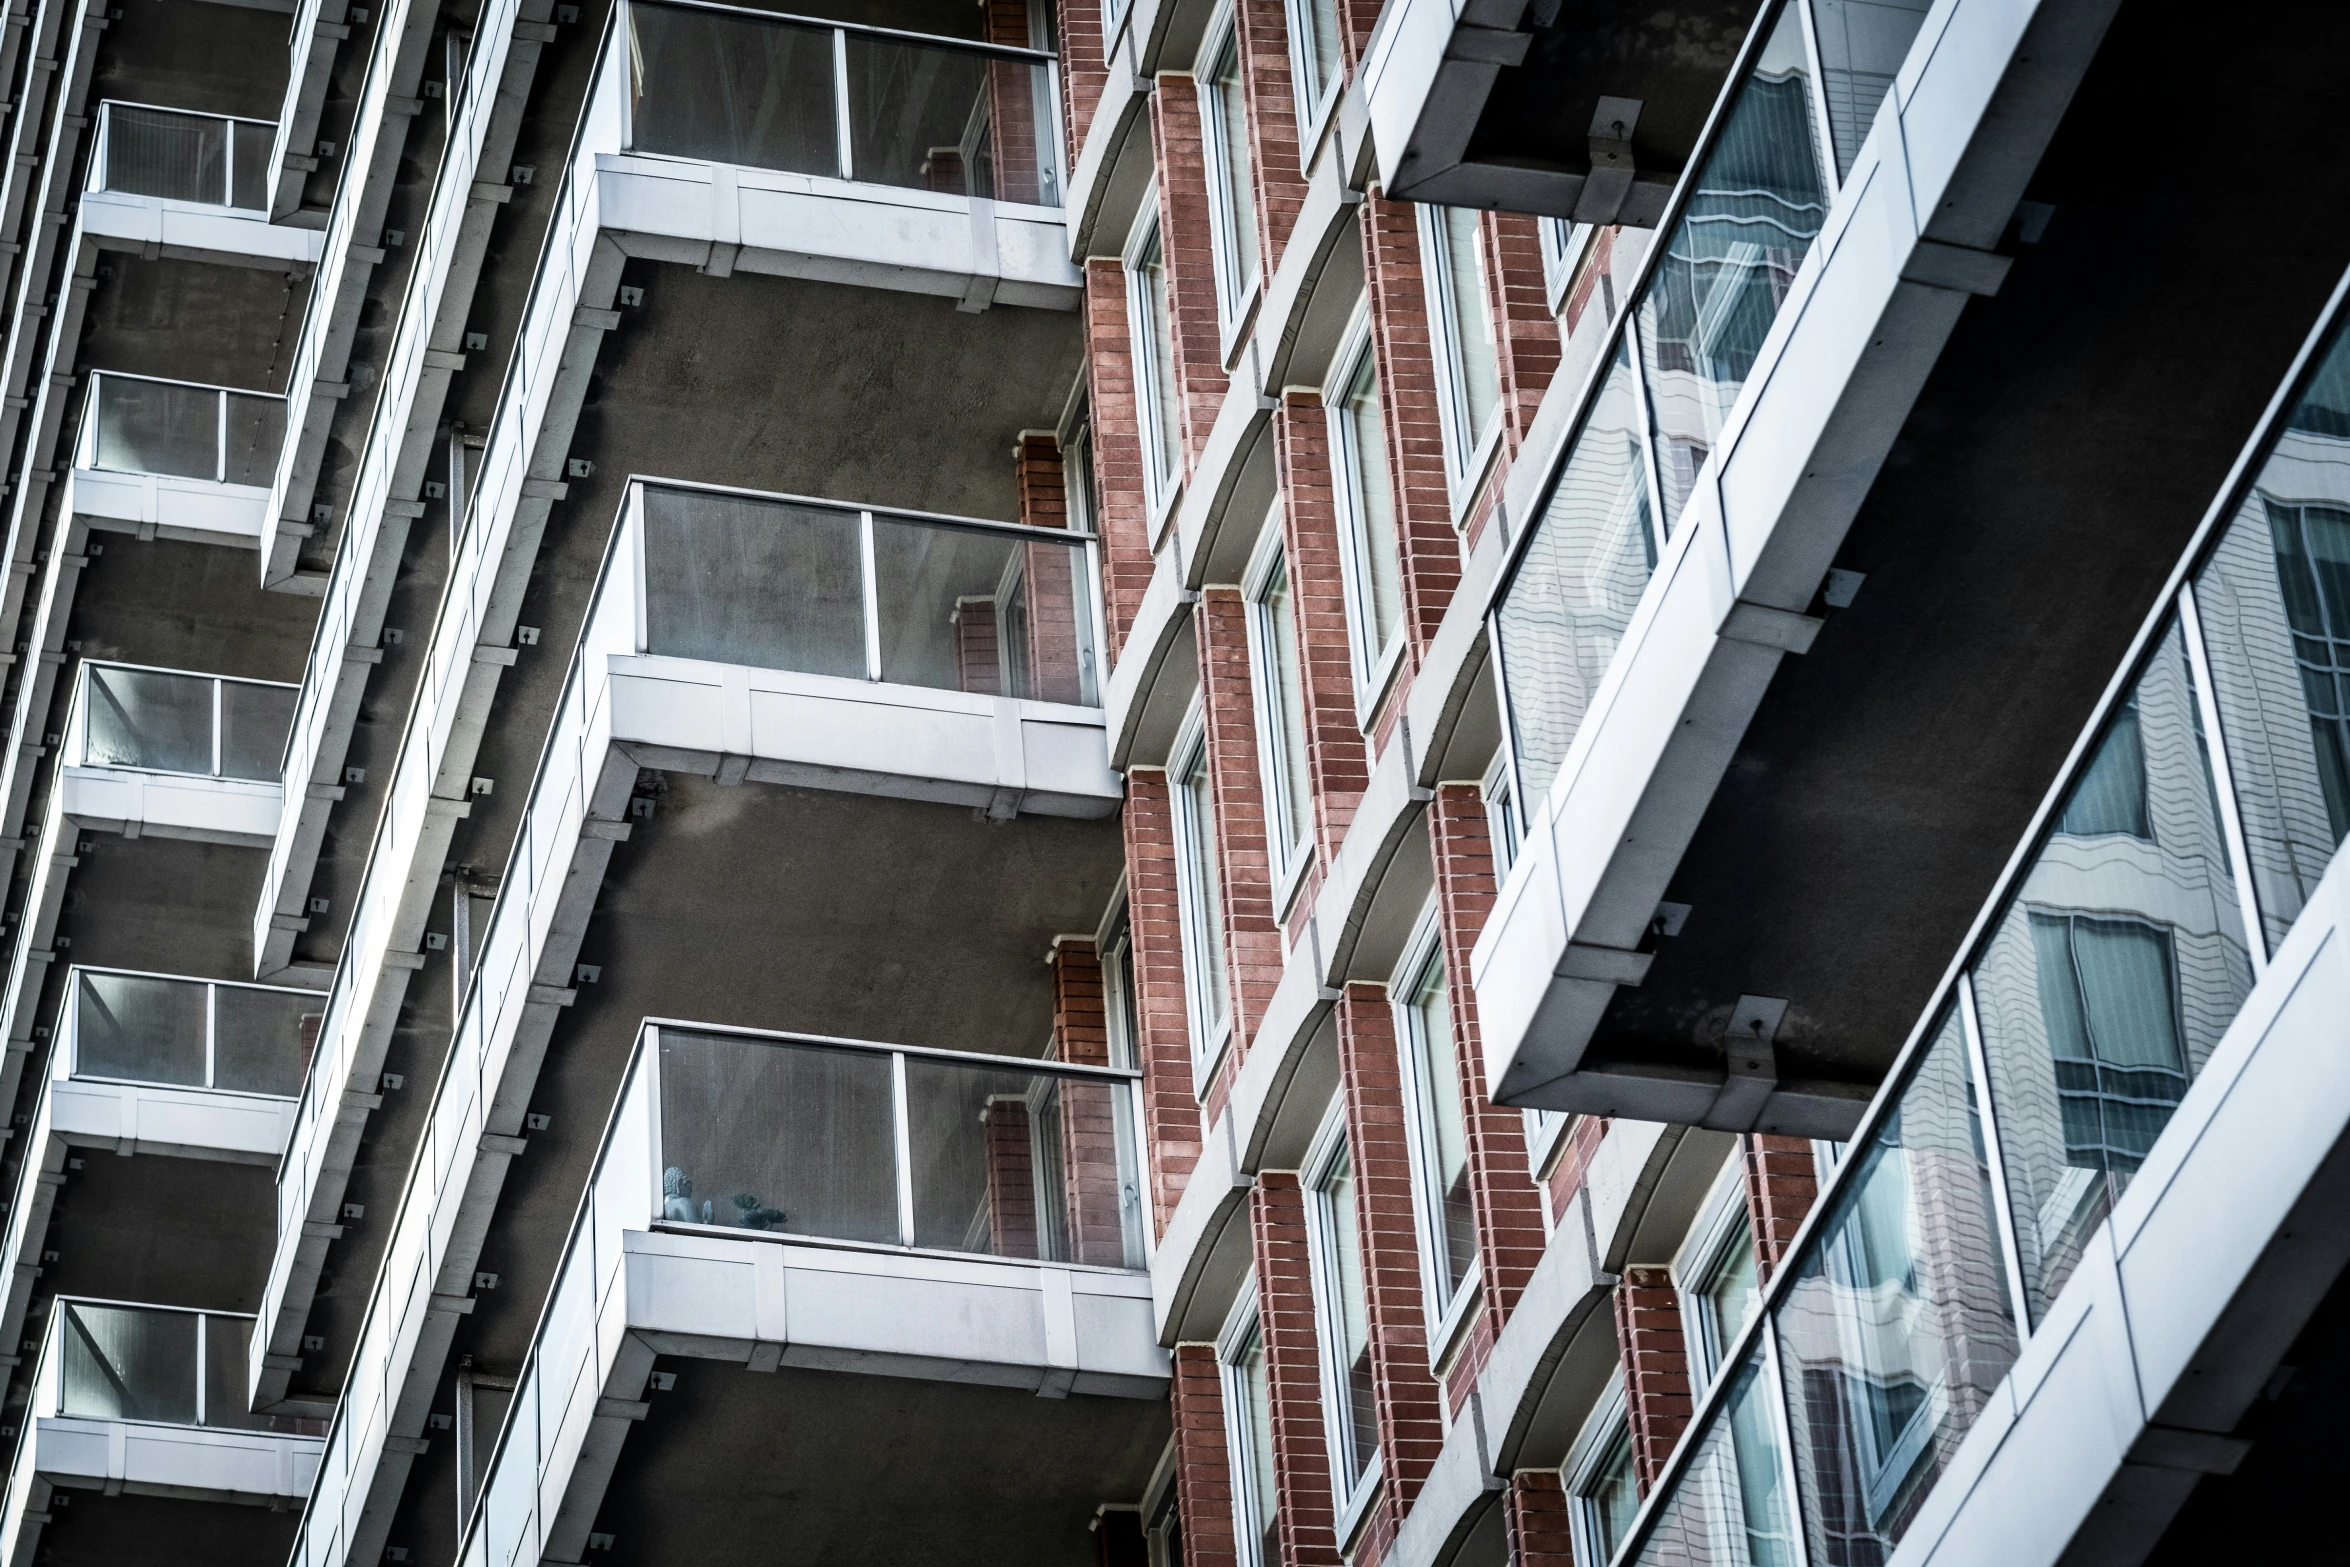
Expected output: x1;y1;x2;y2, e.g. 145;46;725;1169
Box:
435;1020;1165;1567
62;372;287;546
585;0;1080;306
76;103;322;269
58;662;295;847
0;1299;323;1559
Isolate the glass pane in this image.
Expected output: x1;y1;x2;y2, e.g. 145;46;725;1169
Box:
212;985;320;1097
104;105;227;204
1317;1139;1377;1487
1259;555;1313;855
844;33;991;196
1141;232;1183;491
1972;621;2253;1321
1208;38;1258;302
1580;1424;1642;1564
641;487;868;678
1055;1075;1144;1267
2193;322;2350;951
1810;0;1933;179
1177;741;1230;1037
1700;1223;1760;1377
1497;340;1656;809
1300;0;1339;106
1237;1326;1278;1563
1775;1008;2018;1560
1408;959;1478;1298
902;1054;1108;1260
75;971;205;1086
870;517;1095;701
1339;349;1403;657
1636;5;1827;533
202;1315;258;1428
222;393;286;488
230;121;271;211
93;377;219;480
220;681;296;781
1435;206;1500;458
627;2;838;173
59;1303;198;1423
657;1030;899;1245
1627;1357;1798;1567
84;666;213;774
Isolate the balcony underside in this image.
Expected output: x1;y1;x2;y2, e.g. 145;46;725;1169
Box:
1480;0;2350;1122
1;1487;301;1567
61;469;271;548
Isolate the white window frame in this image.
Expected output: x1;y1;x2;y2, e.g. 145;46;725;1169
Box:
1282;0;1343;156
1169;702;1233;1082
1325;304;1408;721
1243;511;1315;899
1217;1285;1277;1567
1563;1374;1637;1567
1301;1098;1383;1532
1391;903;1481;1355
1418;203;1507;512
1196;3;1261;354
1670;1153;1760;1392
1481;747;1522;879
1123;203;1184;530
1539;218;1595;318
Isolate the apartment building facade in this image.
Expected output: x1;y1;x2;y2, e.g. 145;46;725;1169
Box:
0;0;2340;1564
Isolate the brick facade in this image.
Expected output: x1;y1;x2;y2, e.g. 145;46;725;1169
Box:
1123;769;1205;1234
1269;391;1370;872
1147;76;1233;471
1503;1470;1576;1567
1195;587;1286;1107
1084;258;1154;644
1171;1343;1243;1567
1613;1266;1695;1491
1230;0;1311;279
1743;1133;1821;1280
1251;1173;1341;1565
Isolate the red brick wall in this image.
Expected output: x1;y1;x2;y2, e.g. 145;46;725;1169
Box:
956;600;1003;695
1358;194;1462;678
1053;939;1134;1268
1335;984;1444;1541
1171;1343;1242;1567
983;1097;1040;1258
1230;0;1309;279
1544;1115;1610;1228
1054;936;1110;1065
1742;1134;1820;1281
1480;212;1561;460
983;0;1045;203
1084;258;1153;646
1504;1470;1576;1567
1053;0;1109;163
1195;588;1285;1090
1147;77;1232;471
1613;1266;1694;1492
1251;1173;1341;1565
1269;390;1370;871
1123;769;1204;1234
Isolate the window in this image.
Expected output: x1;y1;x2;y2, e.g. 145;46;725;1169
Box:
1481;749;1521;878
1126;211;1184;515
2057;693;2150;838
1170;707;1232;1071
1098;903;1151;1268
1394;914;1477;1328
1673;1158;1762;1391
1144;1484;1184;1567
1421;204;1503;494
1284;0;1341;138
1304;1104;1377;1507
1539;218;1591;317
1246;526;1314;881
1219;1296;1279;1567
1328;313;1405;700
1198;14;1259;334
2027;912;2188;1176
1565;1379;1640;1567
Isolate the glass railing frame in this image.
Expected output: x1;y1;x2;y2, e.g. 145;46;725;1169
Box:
86;99;279;212
614;0;1066;208
78;368;289;487
645;1017;1151;1268
65;658;300;781
1483;0;1848;835
1593;262;2350;1567
36;1295;270;1431
59;963;323;1100
624;474;1110;705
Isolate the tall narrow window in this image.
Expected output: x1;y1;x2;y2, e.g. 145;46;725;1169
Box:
1396;918;1477;1320
1565;1380;1640;1567
1673;1159;1762;1391
1421;204;1502;492
1219;1299;1279;1567
1329;317;1404;698
1285;0;1341;132
1170;709;1232;1069
1126;213;1184;513
1305;1106;1377;1503
1247;532;1314;879
1199;17;1259;331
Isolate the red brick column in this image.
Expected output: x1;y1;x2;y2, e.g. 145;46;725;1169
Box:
1054;0;1109;161
1743;1134;1820;1280
1359;194;1462;669
1231;0;1309;277
983;0;1045;203
1335;984;1444;1545
983;1097;1040;1258
1613;1267;1694;1491
1270;390;1370;871
1084;259;1153;647
1148;76;1232;470
1013;434;1088;703
1124;769;1204;1234
1480;212;1561;459
1428;784;1547;1362
1544;1115;1610;1228
1054;939;1133;1268
955;599;1003;694
1503;1470;1576;1567
1196;587;1283;1109
1252;1173;1341;1565
1172;1343;1243;1567
1336;0;1380;69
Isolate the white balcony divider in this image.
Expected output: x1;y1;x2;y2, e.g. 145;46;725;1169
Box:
87;101;276;211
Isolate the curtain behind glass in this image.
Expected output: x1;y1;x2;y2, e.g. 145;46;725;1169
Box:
1434;205;1500;457
1177;741;1230;1035
1207;37;1258;300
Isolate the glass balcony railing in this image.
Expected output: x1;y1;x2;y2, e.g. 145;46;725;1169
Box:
67;662;298;782
1600;281;2350;1567
42;1298;321;1434
80;370;287;488
1492;0;1925;810
635;480;1103;706
63;967;321;1099
87;101;274;211
654;1023;1148;1268
622;0;1063;207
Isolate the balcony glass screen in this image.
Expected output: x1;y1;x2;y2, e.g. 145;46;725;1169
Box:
89;374;286;486
76;971;208;1087
642;487;868;677
99;104;270;210
78;665;296;780
60;1302;199;1424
